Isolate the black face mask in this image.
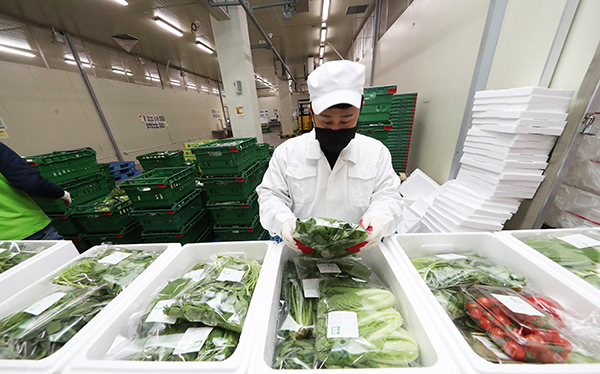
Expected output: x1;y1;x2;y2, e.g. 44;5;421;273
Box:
314;126;357;153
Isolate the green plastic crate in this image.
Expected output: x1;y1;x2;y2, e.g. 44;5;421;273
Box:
201;161;267;202
64;233;92;253
191;138;257;176
357;124;393;144
33;173;112;214
137;150;185;171
84;221;143;246
48;209;84;237
363;92;395;106
357;112;390;124
24;148;99;184
71;197;135;234
213;214;266;241
120;167;196;209
132;188;204;232
364;85;397;95
255;143;271;161
206;192;259;225
142;210;209;244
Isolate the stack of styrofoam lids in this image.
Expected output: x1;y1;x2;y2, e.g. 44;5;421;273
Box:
64;241;278;374
249;242;460;374
384;231;600;374
0;243;179;374
0;240;79;301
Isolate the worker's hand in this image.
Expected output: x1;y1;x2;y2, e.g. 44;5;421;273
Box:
60;191;72;207
347;215;383;253
282;218;315;254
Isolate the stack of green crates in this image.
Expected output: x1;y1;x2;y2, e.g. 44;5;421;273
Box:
358;85;397;124
25;148;112;252
191;138;270;241
389;93;417;173
121;167;210;244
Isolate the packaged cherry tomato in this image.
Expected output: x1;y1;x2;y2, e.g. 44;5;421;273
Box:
463;285;572;363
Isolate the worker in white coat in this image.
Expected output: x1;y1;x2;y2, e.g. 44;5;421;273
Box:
256;60;403;253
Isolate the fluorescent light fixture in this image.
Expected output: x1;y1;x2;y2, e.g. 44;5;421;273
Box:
320;28;326;44
322;22;326;28
201;86;209;92
195;41;214;54
112;67;133;76
0;45;35;58
169;80;181;86
145;74;161;82
153;17;184;37
319;58;323;65
319;46;324;58
322;0;330;22
187;83;198;89
64;57;93;68
212;88;219;94
112;0;128;5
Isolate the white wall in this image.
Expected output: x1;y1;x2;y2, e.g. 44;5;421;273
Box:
0;60;223;162
257;95;280;118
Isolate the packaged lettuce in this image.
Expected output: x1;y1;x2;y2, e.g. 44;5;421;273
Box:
293;217;369;259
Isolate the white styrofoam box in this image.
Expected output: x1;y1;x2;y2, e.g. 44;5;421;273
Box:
461;157;546;174
462;146;549;163
399;168;440;204
436;195;513;221
463;140;553;157
249;243;460;374
465;134;556;152
497;228;600;305
472;110;568;121
460;164;546;183
0;243;179;374
564;158;600;196
64;241;277;374
471;123;566;137
428;204;505;232
399;204;424;234
472;94;572;113
385;232;600;374
461;154;548;170
0;240;78;301
473;87;574;100
457;169;543;190
444;182;521;212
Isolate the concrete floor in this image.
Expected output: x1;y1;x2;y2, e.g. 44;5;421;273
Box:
261;131;289;147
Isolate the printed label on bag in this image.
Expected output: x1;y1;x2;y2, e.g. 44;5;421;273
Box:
216;268;245;282
302;278;320;298
184;269;205;282
436;254;467;260
98;251;132;265
473;335;510;359
557;234;600;249
24;292;67;316
492;293;543;317
317;263;341;274
327;311;359;339
145;299;177;324
172;327;213;355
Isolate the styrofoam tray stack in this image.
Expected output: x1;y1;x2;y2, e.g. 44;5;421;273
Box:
0;240;79;301
384;232;600;374
0;243;180;374
64;240;278;374
249;243;461;374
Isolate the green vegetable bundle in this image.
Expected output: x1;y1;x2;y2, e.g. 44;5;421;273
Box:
273;339;316;369
51;247;161;295
278;261;317;340
293;257;372;282
94;187;130;212
164;255;261;333
0;242;53;273
293;217;369;259
431;287;467;320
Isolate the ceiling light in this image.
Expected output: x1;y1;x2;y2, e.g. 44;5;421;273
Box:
112;67;133;76
187;83;198;89
64;57;93;68
320;28;326;44
153;17;184;37
195;41;214;54
322;0;330;22
319;46;324;58
145;74;161;82
112;0;128;5
321;22;326;28
319;58;323;65
0;45;36;58
170;80;181;86
212;88;219;94
201;86;209;92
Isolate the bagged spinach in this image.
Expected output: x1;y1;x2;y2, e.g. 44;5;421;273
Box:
273;339;316;369
293;217;369;259
0;241;53;273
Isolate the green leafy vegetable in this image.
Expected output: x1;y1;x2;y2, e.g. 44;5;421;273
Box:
93;187;130;212
273;339;316;369
431;287;467;320
293;257;372;281
279;261;316;340
293;217;369;259
0;242;53;273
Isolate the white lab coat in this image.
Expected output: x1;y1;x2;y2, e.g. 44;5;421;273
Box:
256;130;404;236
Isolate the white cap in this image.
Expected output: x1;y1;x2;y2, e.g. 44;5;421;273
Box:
307;60;365;115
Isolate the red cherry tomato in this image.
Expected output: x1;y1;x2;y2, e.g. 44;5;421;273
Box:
466;302;477;311
512;327;524;337
490;327;505;341
480;316;493;332
524;334;546;356
555;337;572;358
492;307;507;318
494;315;511;327
545;329;562;343
534;330;553;343
503;341;525;360
536;347;562;363
520;322;536;335
477;297;494;309
469;307;483;320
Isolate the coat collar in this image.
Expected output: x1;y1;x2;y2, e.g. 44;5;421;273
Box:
305;129;359;164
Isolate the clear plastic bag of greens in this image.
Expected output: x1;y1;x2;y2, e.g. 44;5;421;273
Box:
277;260;317;341
273;339;317;369
0;285;112;360
293;256;372;282
292;217;369;259
164;254;261;333
0;241;53;273
452;316;520;364
431;287;468;320
51;245;161;295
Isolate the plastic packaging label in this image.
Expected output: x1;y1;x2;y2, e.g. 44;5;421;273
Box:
145;299;177;324
184;269;205;282
216;268;245;282
302;278;320;298
492;293;544;317
327;311;359;339
24;292;67;316
473;335;510;359
98;251;132;265
557;234;600;249
317;263;341;274
172;327;213;355
436;254;467;260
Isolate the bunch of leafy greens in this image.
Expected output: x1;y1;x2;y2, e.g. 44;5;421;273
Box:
273;339;316;369
314;280;419;368
51;247;160;295
525;237;600;289
0;286;112;360
0;242;53;273
93;187;130;212
278;261;316;340
410;253;527;290
293;217;369;259
431;287;467;320
293;257;372;282
164;255;261;333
